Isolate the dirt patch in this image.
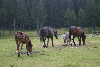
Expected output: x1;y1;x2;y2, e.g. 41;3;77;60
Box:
94;47;97;48
13;51;45;54
40;54;45;55
58;49;63;50
62;45;68;47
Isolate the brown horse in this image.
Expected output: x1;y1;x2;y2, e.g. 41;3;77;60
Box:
14;31;33;57
69;26;86;46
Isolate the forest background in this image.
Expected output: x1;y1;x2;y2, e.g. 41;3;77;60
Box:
0;0;100;32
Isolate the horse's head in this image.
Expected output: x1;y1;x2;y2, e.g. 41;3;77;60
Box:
82;32;86;45
28;40;33;47
16;31;24;39
28;40;33;53
54;30;58;39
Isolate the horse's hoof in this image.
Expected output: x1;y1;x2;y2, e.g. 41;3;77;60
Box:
43;45;46;48
18;53;20;57
70;44;72;46
46;46;48;48
27;53;29;56
52;46;54;47
74;44;76;46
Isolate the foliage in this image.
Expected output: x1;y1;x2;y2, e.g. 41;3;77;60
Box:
78;8;85;26
0;0;100;29
64;8;77;26
0;8;7;25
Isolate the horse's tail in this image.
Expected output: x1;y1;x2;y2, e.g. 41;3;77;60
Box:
69;26;71;41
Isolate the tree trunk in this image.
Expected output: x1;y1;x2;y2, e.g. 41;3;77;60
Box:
10;23;12;34
50;20;51;27
41;22;42;28
88;26;91;34
20;20;22;31
0;31;1;35
23;23;25;30
88;27;90;34
90;26;91;33
53;22;55;29
14;17;15;34
37;18;39;34
3;25;4;36
93;25;95;33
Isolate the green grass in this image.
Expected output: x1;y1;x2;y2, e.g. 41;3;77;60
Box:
0;28;100;67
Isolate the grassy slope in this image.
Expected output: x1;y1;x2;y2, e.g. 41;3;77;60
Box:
0;28;100;67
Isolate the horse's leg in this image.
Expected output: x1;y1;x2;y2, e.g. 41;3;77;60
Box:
43;37;46;48
67;40;68;46
78;36;79;40
79;36;81;46
73;35;76;46
26;42;29;55
21;43;23;50
16;40;18;50
78;36;80;46
47;38;49;48
51;37;54;47
83;40;85;45
17;42;21;57
78;36;80;45
69;41;71;46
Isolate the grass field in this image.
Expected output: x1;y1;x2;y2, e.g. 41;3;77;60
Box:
0;28;100;67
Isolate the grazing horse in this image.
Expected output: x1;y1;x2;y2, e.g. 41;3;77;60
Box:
64;32;71;46
69;26;86;46
39;27;58;48
14;31;33;57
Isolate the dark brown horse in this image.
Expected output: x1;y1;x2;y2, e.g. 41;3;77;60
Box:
39;27;58;48
69;26;86;46
14;31;33;57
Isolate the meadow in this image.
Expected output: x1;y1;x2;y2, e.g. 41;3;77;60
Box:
0;28;100;67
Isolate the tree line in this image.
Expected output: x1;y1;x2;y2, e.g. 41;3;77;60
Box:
0;0;100;30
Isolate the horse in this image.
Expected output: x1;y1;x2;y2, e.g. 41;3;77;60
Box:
69;26;86;46
63;32;71;46
14;31;33;57
39;27;58;48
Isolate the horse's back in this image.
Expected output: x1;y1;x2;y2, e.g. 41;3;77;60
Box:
76;27;83;36
70;26;77;35
22;33;30;43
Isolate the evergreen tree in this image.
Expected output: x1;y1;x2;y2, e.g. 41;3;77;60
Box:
78;8;85;27
64;8;77;26
84;0;97;26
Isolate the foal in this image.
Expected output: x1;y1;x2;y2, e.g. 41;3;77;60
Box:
64;32;71;46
